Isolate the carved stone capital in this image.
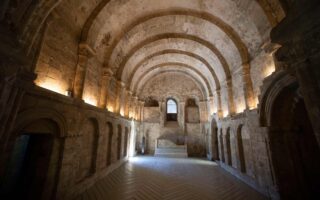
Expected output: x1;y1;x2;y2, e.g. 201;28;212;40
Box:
78;43;96;58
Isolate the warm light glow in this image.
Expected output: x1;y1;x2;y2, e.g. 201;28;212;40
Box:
250;96;258;110
223;110;229;118
129;111;133;119
128;120;136;157
120;109;125;116
236;102;246;114
107;105;114;112
36;79;67;96
83;95;97;106
264;63;275;77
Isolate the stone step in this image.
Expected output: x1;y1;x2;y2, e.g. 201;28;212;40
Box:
154;147;188;158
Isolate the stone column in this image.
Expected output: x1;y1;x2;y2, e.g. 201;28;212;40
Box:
215;89;223;118
242;63;256;110
114;81;125;114
179;102;186;133
98;68;113;109
159;100;165;127
138;100;145;122
119;83;127;116
132;96;138;120
73;43;96;99
209;96;215;116
226;79;236;115
125;90;133;118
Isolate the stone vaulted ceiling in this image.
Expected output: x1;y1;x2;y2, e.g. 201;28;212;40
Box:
32;0;285;116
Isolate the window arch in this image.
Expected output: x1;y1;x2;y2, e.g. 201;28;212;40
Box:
167;99;177;114
166;98;178;121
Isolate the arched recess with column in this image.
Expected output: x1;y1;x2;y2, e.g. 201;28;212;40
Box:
236;124;246;173
77;118;99;181
211;118;219;161
116;124;122;160
225;127;232;166
219;129;225;163
106;122;113;166
1;108;66;200
260;72;320;199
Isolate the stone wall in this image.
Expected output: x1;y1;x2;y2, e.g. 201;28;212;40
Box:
2;85;134;200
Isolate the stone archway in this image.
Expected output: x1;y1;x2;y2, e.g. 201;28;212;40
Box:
1;118;64;200
268;83;320;199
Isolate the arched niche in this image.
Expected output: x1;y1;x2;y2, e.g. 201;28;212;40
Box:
237;125;246;173
116;124;122;160
106;122;113;166
211;118;219;161
144;97;159;107
225;127;232;166
2;118;64;200
77;118;99;181
219;129;225;163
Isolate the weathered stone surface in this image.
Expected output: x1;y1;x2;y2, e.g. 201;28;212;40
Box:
1;0;319;200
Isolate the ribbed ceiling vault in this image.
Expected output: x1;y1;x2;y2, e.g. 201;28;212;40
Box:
74;0;284;113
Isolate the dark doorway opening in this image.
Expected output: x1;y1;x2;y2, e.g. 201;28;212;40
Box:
270;84;320;199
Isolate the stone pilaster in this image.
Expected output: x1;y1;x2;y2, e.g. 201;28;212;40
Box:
179;102;186;133
159;100;166;127
215;89;223;118
73;43;96;99
199;100;209;123
138;100;145;121
242;63;256;110
114;81;125;114
209;96;215;116
125;90;133;118
98;68;113;109
225;79;236;115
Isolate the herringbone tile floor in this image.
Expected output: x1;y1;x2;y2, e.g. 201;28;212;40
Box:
75;156;267;200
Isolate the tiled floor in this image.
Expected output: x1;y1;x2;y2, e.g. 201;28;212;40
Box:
75;156;267;200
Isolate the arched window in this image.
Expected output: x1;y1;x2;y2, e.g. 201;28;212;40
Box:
166;99;177;121
167;99;177;113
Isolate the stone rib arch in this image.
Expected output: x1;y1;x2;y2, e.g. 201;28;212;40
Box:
136;70;208;100
126;50;219;91
14;108;68;138
93;10;251;63
121;36;231;85
129;62;213;96
110;17;242;77
103;13;256;109
132;64;212;98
